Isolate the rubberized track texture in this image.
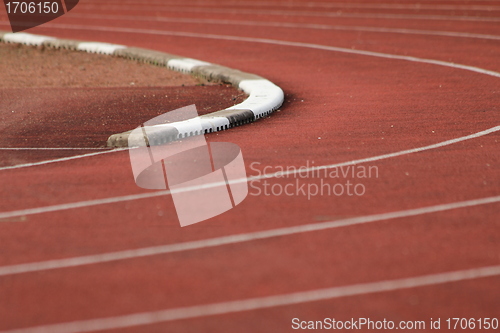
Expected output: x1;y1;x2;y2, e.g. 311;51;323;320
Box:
0;0;499;332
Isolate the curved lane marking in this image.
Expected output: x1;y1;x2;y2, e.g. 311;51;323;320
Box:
0;147;111;150
0;125;498;220
73;5;500;22
83;0;500;11
1;264;499;332
0;7;498;332
68;14;500;41
41;24;500;78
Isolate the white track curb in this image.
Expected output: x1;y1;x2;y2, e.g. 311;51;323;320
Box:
0;31;285;147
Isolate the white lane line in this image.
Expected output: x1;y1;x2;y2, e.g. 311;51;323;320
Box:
0;147;110;150
82;0;500;11
74;5;500;22
0;149;126;171
1;195;499;277
0;126;499;220
2;32;55;45
70;14;500;41
44;24;500;78
2;265;499;333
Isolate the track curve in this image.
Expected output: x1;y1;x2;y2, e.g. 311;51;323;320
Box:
0;1;499;332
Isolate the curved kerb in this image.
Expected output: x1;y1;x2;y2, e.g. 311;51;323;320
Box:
0;31;285;147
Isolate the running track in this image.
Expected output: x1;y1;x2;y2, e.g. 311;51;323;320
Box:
0;1;499;332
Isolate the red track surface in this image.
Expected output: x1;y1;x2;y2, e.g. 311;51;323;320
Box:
0;1;499;332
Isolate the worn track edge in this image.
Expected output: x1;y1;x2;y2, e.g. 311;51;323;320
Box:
0;31;285;147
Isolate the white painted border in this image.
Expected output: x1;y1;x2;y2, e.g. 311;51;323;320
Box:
0;194;499;277
0;30;285;143
228;79;285;118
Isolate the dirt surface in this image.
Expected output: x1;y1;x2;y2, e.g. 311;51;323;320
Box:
0;42;203;88
0;42;247;154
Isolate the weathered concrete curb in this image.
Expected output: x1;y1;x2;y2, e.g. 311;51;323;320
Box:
0;31;285;147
